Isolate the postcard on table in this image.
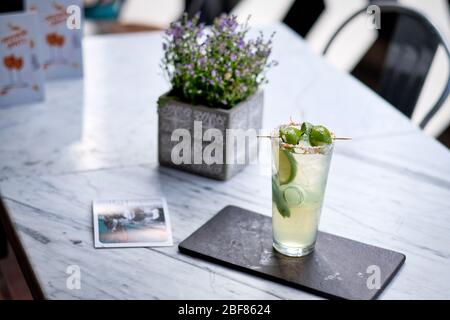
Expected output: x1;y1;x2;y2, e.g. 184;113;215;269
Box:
26;0;83;79
93;199;173;248
0;12;45;107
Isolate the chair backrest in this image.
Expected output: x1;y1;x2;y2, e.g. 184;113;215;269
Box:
0;0;24;14
323;2;450;129
283;0;325;37
186;0;240;24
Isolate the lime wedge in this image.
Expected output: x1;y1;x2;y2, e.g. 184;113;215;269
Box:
309;125;333;146
283;185;304;206
272;176;290;218
278;148;297;185
279;127;302;145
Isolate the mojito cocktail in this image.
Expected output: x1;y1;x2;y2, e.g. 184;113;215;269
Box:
272;122;334;257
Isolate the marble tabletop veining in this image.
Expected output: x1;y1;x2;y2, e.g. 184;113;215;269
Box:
0;23;449;299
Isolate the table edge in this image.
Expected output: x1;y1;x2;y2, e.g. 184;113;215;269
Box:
0;198;45;300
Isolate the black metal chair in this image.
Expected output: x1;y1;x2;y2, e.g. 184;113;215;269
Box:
187;0;326;36
323;2;450;129
0;0;24;13
283;0;326;37
186;0;241;24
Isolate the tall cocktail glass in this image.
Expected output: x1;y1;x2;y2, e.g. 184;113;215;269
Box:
271;136;334;257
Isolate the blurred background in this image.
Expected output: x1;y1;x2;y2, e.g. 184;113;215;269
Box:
1;0;449;145
79;0;450;147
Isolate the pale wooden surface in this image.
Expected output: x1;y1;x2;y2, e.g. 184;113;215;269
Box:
0;24;449;299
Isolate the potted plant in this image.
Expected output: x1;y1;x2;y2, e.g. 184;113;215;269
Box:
158;13;276;180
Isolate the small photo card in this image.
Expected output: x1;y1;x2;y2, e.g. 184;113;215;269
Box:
93;199;173;248
0;12;45;107
26;0;83;79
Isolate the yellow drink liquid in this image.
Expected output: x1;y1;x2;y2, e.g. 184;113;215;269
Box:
272;139;333;256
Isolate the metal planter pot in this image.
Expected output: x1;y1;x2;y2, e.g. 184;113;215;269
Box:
158;91;264;180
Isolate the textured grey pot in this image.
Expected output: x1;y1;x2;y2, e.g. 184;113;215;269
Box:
158;91;263;180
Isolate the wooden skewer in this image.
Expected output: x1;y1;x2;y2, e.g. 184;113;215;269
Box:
257;135;276;139
259;118;352;141
332;137;352;140
257;135;352;140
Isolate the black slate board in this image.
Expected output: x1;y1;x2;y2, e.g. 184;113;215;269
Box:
179;206;405;300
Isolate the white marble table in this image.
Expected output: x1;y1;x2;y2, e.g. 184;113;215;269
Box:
1;23;449;300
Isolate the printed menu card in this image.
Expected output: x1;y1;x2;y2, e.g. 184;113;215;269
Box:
0;12;45;107
26;0;83;79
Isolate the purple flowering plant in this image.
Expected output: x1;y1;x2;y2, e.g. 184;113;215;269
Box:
161;13;277;109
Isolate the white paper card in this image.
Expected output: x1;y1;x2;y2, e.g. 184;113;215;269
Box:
93;198;174;248
26;0;83;79
0;12;45;107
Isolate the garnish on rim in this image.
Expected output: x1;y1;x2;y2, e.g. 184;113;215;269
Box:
279;121;333;148
259;119;350;149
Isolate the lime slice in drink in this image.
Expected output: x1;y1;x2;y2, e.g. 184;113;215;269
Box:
282;185;304;206
278;149;297;185
309;125;333;146
272;176;290;218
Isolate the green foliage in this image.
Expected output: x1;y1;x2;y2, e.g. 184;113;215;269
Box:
161;13;276;109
